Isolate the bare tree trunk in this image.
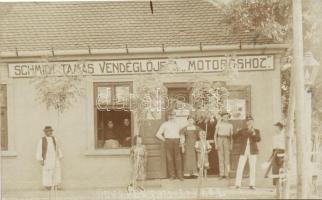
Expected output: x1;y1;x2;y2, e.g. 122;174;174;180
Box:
292;0;308;198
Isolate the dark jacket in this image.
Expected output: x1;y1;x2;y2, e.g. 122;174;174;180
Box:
233;127;261;155
42;136;56;160
104;128;118;141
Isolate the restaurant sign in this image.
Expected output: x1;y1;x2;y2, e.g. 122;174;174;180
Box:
8;55;274;78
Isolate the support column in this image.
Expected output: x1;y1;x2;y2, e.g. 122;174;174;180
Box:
292;0;308;198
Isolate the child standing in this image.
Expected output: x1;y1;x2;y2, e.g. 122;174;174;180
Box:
195;130;212;178
128;135;147;192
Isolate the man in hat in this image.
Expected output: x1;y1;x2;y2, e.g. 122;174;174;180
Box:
156;111;183;180
36;126;63;190
234;116;261;189
214;112;233;179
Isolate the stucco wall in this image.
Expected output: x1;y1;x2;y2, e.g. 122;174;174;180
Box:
1;73;132;189
1;51;282;190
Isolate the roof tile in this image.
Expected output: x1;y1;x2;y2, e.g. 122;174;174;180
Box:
0;0;276;52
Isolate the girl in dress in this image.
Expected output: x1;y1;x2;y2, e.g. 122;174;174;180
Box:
128;135;147;192
180;115;201;178
195;130;212;178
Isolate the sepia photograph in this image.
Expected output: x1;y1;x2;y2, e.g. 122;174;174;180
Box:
0;0;322;199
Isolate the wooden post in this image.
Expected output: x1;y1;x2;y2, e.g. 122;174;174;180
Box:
292;0;308;198
283;72;295;199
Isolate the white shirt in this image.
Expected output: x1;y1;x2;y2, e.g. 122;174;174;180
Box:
273;133;285;150
156;120;181;139
244;139;251;155
36;136;63;169
216;121;233;136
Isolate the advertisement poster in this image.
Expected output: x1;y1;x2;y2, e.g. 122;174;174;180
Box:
227;99;246;120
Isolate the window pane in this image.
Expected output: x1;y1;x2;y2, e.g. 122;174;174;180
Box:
0;84;8;150
115;86;130;105
97;87;112;106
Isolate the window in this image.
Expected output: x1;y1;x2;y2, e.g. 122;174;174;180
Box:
1;84;8;150
94;82;133;149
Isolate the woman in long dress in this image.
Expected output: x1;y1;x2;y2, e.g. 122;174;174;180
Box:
180;115;201;178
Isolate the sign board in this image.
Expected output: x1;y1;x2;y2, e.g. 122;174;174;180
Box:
227;99;246;120
8;55;274;78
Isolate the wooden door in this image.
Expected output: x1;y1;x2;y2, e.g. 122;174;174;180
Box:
140;89;167;179
228;85;251;178
166;85;191;177
141;117;167;179
142;85;191;179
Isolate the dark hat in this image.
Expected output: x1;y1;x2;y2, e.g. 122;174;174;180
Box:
43;126;54;132
246;115;254;121
187;115;194;120
220;112;231;118
274;122;285;128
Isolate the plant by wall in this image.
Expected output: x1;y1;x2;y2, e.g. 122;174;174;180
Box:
131;73;167;133
191;81;229;123
32;74;85;114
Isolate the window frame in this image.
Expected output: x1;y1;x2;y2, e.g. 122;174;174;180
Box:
0;81;17;157
0;84;8;151
93;81;134;150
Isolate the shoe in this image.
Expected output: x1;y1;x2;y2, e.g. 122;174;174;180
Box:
249;186;256;190
169;176;176;180
45;186;51;191
235;186;240;189
219;176;225;180
192;175;198;179
179;177;184;181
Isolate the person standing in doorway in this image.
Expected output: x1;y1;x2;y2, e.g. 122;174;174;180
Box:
234;116;261;189
180;115;201;178
214;112;233;179
36;126;63;190
156;111;183;181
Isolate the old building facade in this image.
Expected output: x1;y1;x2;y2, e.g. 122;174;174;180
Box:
0;0;287;190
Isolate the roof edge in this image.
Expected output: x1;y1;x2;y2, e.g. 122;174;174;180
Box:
0;44;289;58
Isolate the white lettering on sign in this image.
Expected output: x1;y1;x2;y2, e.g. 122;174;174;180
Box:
8;55;274;77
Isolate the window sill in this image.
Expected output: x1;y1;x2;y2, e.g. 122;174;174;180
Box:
1;150;17;157
85;148;130;156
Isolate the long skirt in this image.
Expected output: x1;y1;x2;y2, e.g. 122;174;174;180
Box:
183;144;198;175
272;149;285;185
